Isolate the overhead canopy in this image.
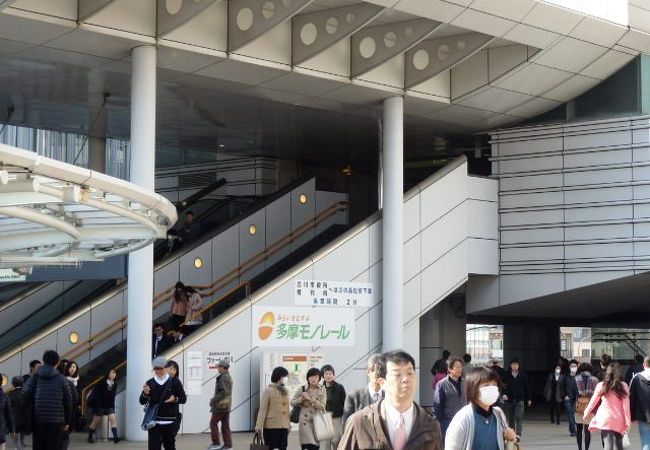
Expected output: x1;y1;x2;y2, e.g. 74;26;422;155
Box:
0;143;176;268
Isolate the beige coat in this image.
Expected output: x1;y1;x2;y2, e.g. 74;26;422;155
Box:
185;292;203;324
291;384;326;446
256;384;290;430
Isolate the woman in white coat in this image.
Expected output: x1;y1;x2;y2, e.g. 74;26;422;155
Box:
445;366;517;450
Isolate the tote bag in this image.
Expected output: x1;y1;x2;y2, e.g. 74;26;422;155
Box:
314;411;335;442
250;431;268;450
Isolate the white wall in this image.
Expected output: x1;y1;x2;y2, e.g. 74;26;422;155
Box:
160;159;498;433
468;115;650;313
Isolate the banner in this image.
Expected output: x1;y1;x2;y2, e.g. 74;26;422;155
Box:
0;269;25;282
206;351;234;371
253;306;355;347
294;280;373;307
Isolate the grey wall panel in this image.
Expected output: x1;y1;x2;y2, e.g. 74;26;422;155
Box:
265;193;291;268
0;353;22;385
565;204;632;222
499;274;564;305
565;186;632;204
501;227;564;245
565;271;635;290
179;240;212;287
500;173;564;191
500;191;564;208
565;223;633;241
291;179;316;232
565;242;633;259
211;225;240;295
501;209;564;227
564;149;631;168
155;259;179;298
501;246;564;262
564;167;632;186
57;312;91;363
497;137;563;156
632;146;650;161
564;130;631;149
404;194;420;242
633;185;650;199
499;155;562;174
633;166;650;181
239;209;266;264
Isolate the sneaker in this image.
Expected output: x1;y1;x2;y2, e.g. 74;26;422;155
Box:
208;445;223;450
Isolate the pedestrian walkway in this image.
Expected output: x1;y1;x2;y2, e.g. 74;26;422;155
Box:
64;419;641;449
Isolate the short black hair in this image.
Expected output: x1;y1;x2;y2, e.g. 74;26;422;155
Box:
510;357;520;364
271;366;289;383
306;367;321;381
11;376;23;388
321;364;335;376
153;323;165;330
104;368;117;381
578;362;593;374
66;361;79;378
186;211;194;216
463;354;472;363
447;357;464;372
600;354;612;367
165;360;180;378
29;360;41;370
442;350;450;359
569;359;579;367
377;350;416;379
42;350;59;367
636;354;644;364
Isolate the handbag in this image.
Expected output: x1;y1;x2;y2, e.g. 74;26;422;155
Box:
141;379;172;431
250;431;268;450
495;407;523;450
313;411;335;442
622;432;631;449
290;386;305;424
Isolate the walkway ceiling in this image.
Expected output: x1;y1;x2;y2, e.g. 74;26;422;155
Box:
0;0;647;157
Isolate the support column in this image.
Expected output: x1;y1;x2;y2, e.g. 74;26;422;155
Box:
382;96;404;351
88;136;106;173
125;45;156;442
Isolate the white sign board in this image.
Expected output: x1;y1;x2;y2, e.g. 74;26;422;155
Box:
253;306;355;347
184;351;203;396
206;351;234;371
0;269;25;282
294;280;373;307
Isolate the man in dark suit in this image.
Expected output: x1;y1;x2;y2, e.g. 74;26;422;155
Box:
169;326;185;344
152;323;172;358
342;354;383;426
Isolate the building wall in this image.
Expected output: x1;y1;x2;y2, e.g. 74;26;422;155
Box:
468;115;650;312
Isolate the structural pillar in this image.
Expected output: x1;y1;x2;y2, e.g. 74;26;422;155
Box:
88;136;106;173
125;45;156;442
382;96;404;351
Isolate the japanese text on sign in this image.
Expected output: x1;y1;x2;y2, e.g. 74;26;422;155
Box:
206;351;234;371
294;280;373;307
253;306;355;347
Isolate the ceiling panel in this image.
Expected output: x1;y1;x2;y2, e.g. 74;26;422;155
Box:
580;49;636;80
494;63;573;96
503;23;560;49
542;74;601;102
456;86;535;114
469;0;536;22
534;37;608;73
521;2;584;35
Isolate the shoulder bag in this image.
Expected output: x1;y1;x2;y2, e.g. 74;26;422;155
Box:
495;407;523;450
313;411;335;442
290;386;305;424
141;379;172;431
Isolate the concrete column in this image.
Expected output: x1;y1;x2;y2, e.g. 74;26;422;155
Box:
382;96;403;351
88;136;106;173
125;45;156;442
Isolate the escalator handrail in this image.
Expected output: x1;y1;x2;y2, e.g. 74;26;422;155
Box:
175;178;227;213
78;201;348;409
0;282;49;314
66;201;347;362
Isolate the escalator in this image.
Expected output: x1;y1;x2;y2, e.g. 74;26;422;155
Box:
0;180;257;353
77;222;350;398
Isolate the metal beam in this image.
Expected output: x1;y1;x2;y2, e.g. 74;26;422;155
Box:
228;0;313;52
78;0;116;21
351;18;441;79
405;32;493;89
157;0;221;36
292;3;384;66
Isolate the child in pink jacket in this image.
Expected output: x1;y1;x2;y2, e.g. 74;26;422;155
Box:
583;362;631;450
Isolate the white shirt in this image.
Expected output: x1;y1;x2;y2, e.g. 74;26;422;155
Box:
383;401;414;447
368;384;383;402
153;374;173;425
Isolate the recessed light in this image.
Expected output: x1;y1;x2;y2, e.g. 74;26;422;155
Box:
219;144;225;148
299;193;308;204
69;332;79;344
249;224;257;235
194;257;203;269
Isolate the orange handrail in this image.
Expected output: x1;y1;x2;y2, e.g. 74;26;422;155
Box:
65;201;347;363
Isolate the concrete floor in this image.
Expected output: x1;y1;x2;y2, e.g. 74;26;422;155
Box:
56;420;641;449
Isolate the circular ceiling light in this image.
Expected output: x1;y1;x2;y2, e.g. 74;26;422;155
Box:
299;193;308;204
69;331;79;344
249;224;257;235
194;257;203;269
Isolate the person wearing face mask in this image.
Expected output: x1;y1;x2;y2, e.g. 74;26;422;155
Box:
255;366;290;450
563;360;580;438
544;363;567;426
445;366;517;450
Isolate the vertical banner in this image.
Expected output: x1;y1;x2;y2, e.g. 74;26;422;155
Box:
184;351;203;396
253;306;355;347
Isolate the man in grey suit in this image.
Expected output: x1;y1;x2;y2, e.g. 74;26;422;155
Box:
341;353;384;426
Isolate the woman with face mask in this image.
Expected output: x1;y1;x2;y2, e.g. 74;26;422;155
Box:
255;366;291;450
544;363;567;426
445;366;517;450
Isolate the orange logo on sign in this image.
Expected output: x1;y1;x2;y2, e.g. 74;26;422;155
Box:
258;311;275;340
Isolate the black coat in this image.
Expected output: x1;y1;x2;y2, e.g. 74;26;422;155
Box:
152;334;173;358
139;377;187;421
22;365;73;426
0;390;15;443
504;371;531;403
7;388;27;432
88;380;116;410
324;381;346;418
630;372;650;422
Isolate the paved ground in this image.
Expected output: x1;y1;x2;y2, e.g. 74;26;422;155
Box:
57;419;640;449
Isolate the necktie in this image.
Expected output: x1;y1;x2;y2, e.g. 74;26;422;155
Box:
394;414;406;450
372;393;380;403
